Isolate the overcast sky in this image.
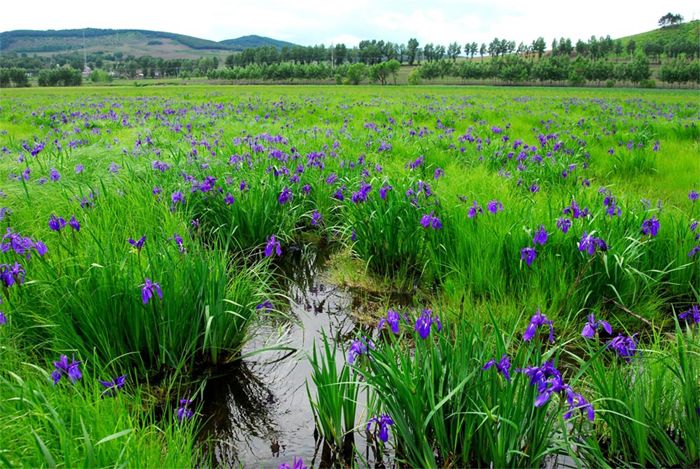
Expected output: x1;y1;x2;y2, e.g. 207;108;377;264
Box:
1;0;696;47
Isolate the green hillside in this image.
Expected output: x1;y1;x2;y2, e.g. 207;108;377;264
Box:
618;20;699;45
220;35;296;51
0;28;296;59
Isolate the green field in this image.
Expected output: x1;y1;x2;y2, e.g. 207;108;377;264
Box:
0;85;698;467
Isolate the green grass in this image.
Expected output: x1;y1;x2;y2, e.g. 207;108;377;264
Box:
0;84;697;466
618;20;700;47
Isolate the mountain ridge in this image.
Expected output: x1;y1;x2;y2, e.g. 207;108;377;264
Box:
0;28;298;59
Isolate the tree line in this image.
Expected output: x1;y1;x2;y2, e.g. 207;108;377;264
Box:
206;54;699;86
220;33;697;69
0;52;220;80
208;60;402;85
2;54;697;88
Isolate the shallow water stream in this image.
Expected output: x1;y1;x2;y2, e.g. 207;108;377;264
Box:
201;244;407;467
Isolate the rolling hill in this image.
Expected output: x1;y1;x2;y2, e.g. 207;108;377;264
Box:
617;19;699;45
0;28;297;59
220;35;296;51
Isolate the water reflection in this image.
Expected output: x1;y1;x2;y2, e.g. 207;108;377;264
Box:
202;244;408;467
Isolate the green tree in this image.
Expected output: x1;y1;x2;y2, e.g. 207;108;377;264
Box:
447;42;461;62
89;69;112;83
407;38;419;65
658;12;684;27
434;44;446;61
0;68;30;87
532;37;546;58
465;42;478;59
385;59;401;84
423;43;435;62
38;66;82;87
333;44;348;66
625;54;651;83
576;40;589;57
346;62;367;84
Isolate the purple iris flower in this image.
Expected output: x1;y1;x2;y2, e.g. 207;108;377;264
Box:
351;182;372;203
141;278;163;305
379;184;393;200
75;164;84;174
278;187;293;204
347;337;374;364
523;309;554;343
578;232;608;256
434;167;445;179
49;168;61;182
420;212;442;230
556;217;572;234
608;334;637;362
333;188;345;201
603;195;622;217
48;214;66;232
68;216;80;232
564;387;595;422
311;210;322;226
0;262;26;288
51;355;82;384
128;235;146;251
224;192;235;205
408;155;424;169
483;354;511;381
487;200;503;214
517;361;565;407
533;225;548;245
99;375;126;397
171;233;185;253
581;313;612;339
177;399;193;422
278;457;307;469
415;309;442;339
563;200;589;219
0;311;6;325
468;201;483;219
366;414;394;442
689;190;699;202
256;300;274;311
378;309;401;334
521;247;537;267
264;235;282;257
679;304;699;325
640;217;659;237
172;190;186;203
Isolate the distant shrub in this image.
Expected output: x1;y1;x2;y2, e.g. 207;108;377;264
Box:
346;63;367;85
147;40;163;45
568;71;585;86
0;67;30;87
606;79;616;87
89;69;112;83
640;78;656;88
408;69;421;85
37;66;82;87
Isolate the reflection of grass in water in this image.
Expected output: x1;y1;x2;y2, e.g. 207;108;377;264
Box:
200;360;280;465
